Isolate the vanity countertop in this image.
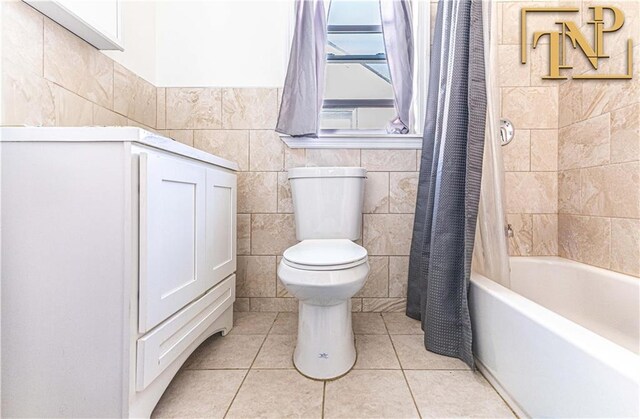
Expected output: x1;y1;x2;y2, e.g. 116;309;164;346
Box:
0;126;238;171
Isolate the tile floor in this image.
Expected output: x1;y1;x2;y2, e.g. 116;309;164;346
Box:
152;312;516;418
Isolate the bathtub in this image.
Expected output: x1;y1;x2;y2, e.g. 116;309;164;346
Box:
470;257;640;418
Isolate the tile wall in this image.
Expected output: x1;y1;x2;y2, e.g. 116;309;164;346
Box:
2;0;638;322
555;1;640;277
1;0;417;312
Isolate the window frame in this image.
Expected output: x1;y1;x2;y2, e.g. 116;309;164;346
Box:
279;0;429;149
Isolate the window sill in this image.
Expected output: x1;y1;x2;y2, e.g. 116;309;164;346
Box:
279;133;423;149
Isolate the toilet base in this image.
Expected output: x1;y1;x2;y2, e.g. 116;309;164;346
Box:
293;299;356;380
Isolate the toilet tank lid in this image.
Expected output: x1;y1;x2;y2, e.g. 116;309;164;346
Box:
288;167;367;179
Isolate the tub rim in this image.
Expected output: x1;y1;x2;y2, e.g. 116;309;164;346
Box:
470;257;640;385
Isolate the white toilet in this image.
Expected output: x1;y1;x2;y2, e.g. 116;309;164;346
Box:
278;167;370;380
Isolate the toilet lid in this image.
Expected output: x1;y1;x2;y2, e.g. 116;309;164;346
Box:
282;239;368;268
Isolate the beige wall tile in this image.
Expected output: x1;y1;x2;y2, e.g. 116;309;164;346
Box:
389;172;418;213
581;162;640;218
531;130;558;171
558;113;610;170
507;213;532;256
352;298;363;312
498;44;530;87
249;130;284;171
251;214;297;255
610;218;640;277
237;214;251;256
356;256;388;298
362;298;406;312
51;84;93;126
193;130;249;171
236;256;276;297
1;64;55;126
156;87;166;129
277;172;293;213
305;149;360;167
222;88;277;129
361;150;416;171
250;297;298;312
582;76;640;120
234;298;250;312
558;214;611;268
610;103;640;163
505;172;557;213
502;129;531;172
113;63;156;128
164;130;194;147
532;214;558;255
92;105;126;126
127;118;156;133
166;88;222;129
363;214;414;256
502;87;558;129
558;169;581;214
43;19;113;108
284;147;306;169
364;172;390;214
238;172;277;213
2;1;43;75
558;80;582;128
388;256;409;298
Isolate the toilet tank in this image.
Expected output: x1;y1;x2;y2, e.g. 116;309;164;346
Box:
288;167;366;240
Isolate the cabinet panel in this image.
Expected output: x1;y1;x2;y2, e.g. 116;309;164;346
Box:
136;275;235;391
205;167;237;286
139;152;208;332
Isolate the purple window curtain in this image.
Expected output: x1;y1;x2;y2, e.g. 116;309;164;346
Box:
276;0;327;137
380;0;414;134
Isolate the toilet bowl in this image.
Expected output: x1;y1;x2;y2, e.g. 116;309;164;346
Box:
278;167;369;380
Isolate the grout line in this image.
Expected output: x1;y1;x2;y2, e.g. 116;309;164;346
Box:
321;380;327;419
222;313;278;418
383;315;423;419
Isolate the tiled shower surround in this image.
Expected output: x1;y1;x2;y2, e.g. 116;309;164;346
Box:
2;1;638;318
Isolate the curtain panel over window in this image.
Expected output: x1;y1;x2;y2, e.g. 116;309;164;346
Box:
276;0;414;137
380;0;414;134
276;0;327;137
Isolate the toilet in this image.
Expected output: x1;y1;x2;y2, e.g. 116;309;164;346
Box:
278;167;370;380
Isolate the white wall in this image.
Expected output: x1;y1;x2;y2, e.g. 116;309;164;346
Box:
103;0;157;84
154;0;293;87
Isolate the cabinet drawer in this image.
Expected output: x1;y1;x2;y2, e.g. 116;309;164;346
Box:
136;275;235;391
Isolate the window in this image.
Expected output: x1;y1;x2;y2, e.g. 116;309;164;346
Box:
279;0;429;147
321;0;395;132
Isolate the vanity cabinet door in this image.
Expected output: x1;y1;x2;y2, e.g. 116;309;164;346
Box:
205;167;237;287
139;152;209;333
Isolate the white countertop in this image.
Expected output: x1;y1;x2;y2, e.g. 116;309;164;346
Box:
0;127;239;171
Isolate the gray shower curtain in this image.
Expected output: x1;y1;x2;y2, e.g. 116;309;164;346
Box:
406;0;487;368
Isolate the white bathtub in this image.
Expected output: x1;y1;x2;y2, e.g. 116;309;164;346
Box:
470;257;640;418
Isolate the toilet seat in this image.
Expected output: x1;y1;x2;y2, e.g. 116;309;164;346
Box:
282;239;368;271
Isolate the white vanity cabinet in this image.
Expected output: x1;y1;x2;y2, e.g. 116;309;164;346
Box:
0;127;237;418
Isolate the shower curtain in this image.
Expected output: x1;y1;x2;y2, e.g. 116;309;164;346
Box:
406;0;487;368
472;0;511;288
